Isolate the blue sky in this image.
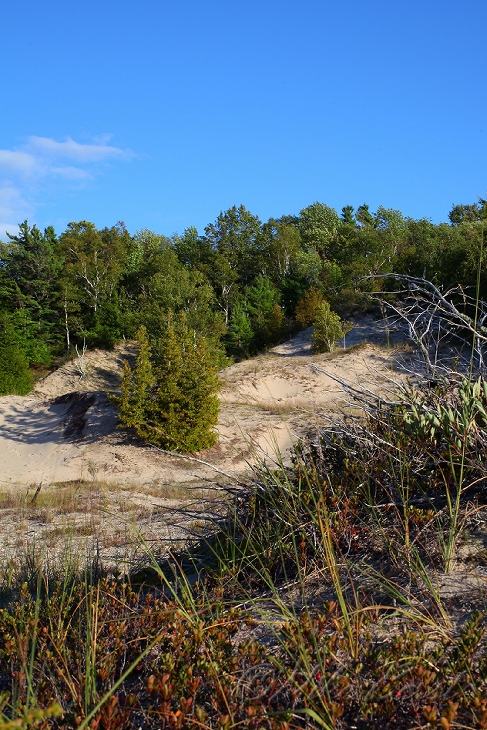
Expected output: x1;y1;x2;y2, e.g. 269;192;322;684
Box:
0;0;486;238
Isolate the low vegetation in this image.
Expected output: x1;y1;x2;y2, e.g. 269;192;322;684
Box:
1;351;487;727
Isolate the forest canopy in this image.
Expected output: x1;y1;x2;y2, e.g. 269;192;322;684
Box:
0;198;486;396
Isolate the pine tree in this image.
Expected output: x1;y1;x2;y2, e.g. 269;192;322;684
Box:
0;312;33;395
115;326;154;429
246;275;283;348
115;315;220;452
228;302;253;355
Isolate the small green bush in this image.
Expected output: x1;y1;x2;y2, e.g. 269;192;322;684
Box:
311;300;352;353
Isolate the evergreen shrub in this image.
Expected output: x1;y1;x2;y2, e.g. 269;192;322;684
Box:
115;317;220;452
0;313;33;395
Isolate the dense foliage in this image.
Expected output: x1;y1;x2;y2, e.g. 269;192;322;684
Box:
0;312;33;395
114;320;220;451
0;197;485;389
0;196;484;455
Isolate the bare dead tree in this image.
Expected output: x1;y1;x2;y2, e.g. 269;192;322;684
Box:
361;274;487;376
300;274;487;493
74;338;88;379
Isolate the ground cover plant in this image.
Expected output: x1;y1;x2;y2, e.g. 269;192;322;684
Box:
1;347;487;728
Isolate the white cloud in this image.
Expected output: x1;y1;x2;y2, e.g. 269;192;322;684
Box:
24;136;133;163
0;135;133;179
0;150;38;175
0;135;134;233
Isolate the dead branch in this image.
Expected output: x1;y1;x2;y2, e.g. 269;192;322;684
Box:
359;274;487;375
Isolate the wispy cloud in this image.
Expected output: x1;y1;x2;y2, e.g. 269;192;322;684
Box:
0;135;133;237
24;136;133;164
0;150;39;175
0;135;132;179
48;165;92;180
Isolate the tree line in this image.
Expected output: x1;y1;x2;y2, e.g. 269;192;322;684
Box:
1;197;486;399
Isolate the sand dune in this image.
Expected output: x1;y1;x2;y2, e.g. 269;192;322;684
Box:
0;315;412;489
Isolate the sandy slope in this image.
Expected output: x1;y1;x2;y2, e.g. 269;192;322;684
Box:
0;315;412;489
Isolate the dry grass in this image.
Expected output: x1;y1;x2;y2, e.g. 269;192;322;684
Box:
252;397;317;414
0;475;232;579
0;480;108;514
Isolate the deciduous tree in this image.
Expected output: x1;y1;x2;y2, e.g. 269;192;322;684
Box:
203;205;264;285
295;286;324;328
299;202;340;259
312;301;351;354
